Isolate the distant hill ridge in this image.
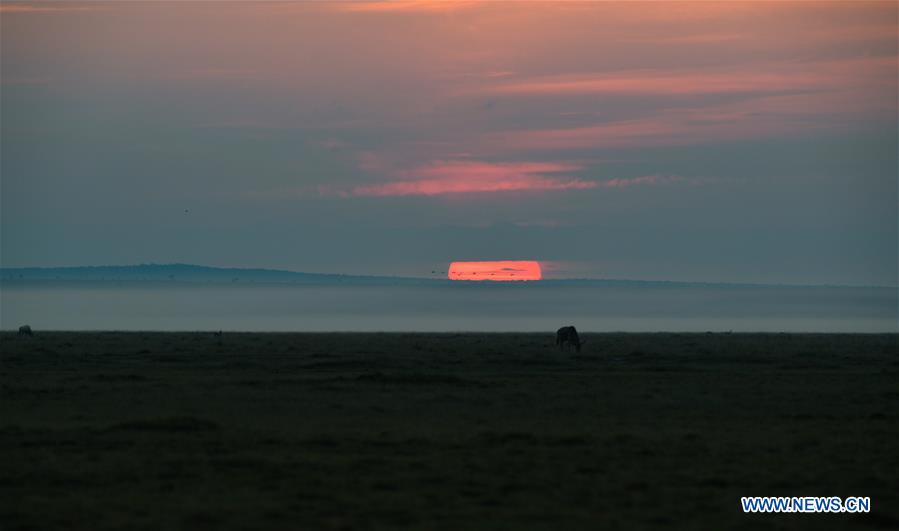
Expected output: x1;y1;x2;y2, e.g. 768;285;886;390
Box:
0;263;428;285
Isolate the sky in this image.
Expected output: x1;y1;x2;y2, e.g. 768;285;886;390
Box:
1;1;897;285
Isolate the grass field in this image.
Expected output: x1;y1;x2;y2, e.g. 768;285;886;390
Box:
1;332;897;530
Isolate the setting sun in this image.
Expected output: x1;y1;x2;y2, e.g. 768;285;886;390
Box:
448;261;542;281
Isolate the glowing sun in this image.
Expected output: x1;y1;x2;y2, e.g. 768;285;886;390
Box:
448;261;542;281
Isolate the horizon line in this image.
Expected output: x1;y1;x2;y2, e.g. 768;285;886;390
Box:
1;262;895;290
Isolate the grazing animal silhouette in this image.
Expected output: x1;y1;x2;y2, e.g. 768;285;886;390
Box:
18;325;33;337
556;326;583;352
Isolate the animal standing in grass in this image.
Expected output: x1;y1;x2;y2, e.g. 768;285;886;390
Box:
18;325;33;337
556;326;583;352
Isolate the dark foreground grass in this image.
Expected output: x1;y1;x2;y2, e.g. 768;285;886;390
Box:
1;332;897;530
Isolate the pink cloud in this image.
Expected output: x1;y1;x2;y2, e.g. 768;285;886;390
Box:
331;160;689;197
350;161;594;197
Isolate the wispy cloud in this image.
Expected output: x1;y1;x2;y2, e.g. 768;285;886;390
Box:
319;160;691;198
599;174;685;188
0;3;98;13
175;68;260;81
349;160;592;197
480;68;831;97
474;56;893;100
336;1;478;13
490;77;895;152
0;76;51;86
489;111;737;151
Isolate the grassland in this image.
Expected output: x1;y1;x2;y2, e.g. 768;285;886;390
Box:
1;332;897;530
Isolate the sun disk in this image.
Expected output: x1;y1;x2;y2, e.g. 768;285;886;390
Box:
448;261;542;281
